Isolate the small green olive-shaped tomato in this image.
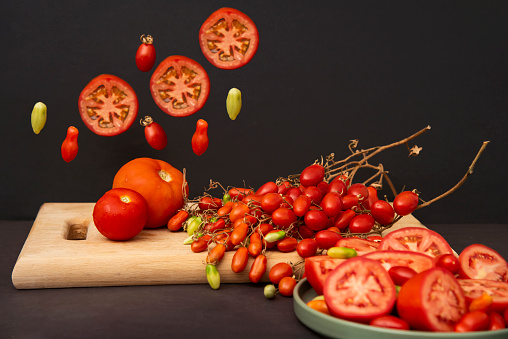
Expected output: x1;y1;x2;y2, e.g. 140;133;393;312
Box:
264;284;277;299
226;88;242;120
327;246;358;259
264;230;286;243
31;102;47;134
206;264;220;290
186;216;202;236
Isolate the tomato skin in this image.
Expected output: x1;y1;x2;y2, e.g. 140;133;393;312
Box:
204;218;226;233
489;312;506;330
303;186;324;204
269;262;293;284
347;183;370;202
304;210;329;231
277;237;298;252
143;120;167;150
315;230;342;250
191;237;209;253
112;158;186;228
297;238;318;258
249;254;267;283
348;214;375;233
319;192;343;217
285;187;302;202
248;232;263;257
93;188;148;241
327;178;347;196
206;243;226;265
388;266;417;286
393;191;419;216
436;253;460;275
229;203;250;223
306;299;330;315
300;164;325;187
191;119;209;156
293;195;312;217
271;207;297;229
370;200;395;225
458;243;508;282
78;74;138;136
255;181;278;195
333;209;356;231
230;222;249;245
370;315;410;330
278;276;297;297
167;210;189;231
199;196;223;210
199;7;259;70
397;267;467;332
231;247;249;273
505;308;508;326
61;126;79;162
454;310;490;332
341;194;359;210
260;193;283;214
135;35;156;72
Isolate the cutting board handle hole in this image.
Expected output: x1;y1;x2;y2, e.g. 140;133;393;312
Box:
66;222;88;240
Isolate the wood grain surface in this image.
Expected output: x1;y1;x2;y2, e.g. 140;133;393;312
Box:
11;203;427;289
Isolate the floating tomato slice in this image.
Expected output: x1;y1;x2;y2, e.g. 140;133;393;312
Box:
78;74;138;136
458;279;508;313
458;244;508;282
150;55;210;117
304;255;347;296
379;227;454;259
199;7;259;70
397;267;467;332
363;250;435;273
323;257;397;323
335;237;379;256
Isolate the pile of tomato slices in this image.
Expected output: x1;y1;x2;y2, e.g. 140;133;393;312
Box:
304;226;508;333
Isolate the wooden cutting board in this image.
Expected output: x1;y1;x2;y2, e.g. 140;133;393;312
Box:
11;203;428;289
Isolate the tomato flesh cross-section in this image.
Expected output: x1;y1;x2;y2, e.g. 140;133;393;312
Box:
458;243;508;281
78;74;138;136
150;55;210;117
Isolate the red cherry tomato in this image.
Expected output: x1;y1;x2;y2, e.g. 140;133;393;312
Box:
191;119;209;156
388;266;417;286
303;186;324;204
323;257;396;323
230;222;249;245
347;183;369;203
228;187;253;200
61;126;79;162
248;232;263;257
314;230;342;250
304;209;329;231
459;279;508;313
489;312;506;330
370;315;410;330
277;181;291;194
271;207;297;229
199;7;259;70
150;55;210;117
277;237;298;252
141;116;167;150
397;267;467;331
285;187;301;202
206;243;226;265
458;243;508;281
435;253;460;275
317;181;329;194
167;210;189;231
393;191;419;216
364;186;379;209
255;181;278;195
260;193;283;214
93;188;148;241
341;194;359;210
268;262;293;284
333;209;356;231
78;74;138;136
249;254;267;283
199;196;223;210
293;195;312;217
231;247;249;273
319;192;343;217
370;200;395;225
191;237;210;253
204;218;226;233
298;224;315;239
454;310;490;332
278;276;297;297
297;239;318;258
305;255;347;295
300;164;325;187
327;178;347;196
348;214;375;233
135;34;156;72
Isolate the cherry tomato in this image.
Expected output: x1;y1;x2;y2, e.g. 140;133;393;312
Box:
93;188;148;241
228;187;253;200
305;255;347;295
397;267;467;331
489;312;506;330
319;192;343;217
167;210;189;231
435;253;460;274
454;310;490;332
468;292;493;312
199;196;223;210
260;193;283;214
277;181;291;194
393;191;419;216
141;116;167;150
459;279;508;313
297;238;318;258
271;207;297;229
135;34;156;72
78;74;138;136
327;178;347;196
300;164;325;187
269;262;293;284
364;186;379;209
370;200;395;225
323;257;396;323
388;266;417;286
306;299;329;315
315;230;342;250
317;181;329;194
278;276;297;297
217;201;234;216
254;223;273;236
370;315;410;330
285;187;301;202
293;195;312;217
150;55;210;117
298;224;315;239
347;183;369;203
206;243;226;265
204;218;226;233
458;243;508;281
349;214;375;233
304;210;329;231
199;8;259;70
229;203;250;223
230;222;249;245
333;209;356;231
61;126;79;162
191;237;210;253
249;254;267;283
341;194;359;210
191;119;209;156
231;247;249;273
255;181;278;195
335;237;379;256
303;186;324;204
277;237;298;252
364;250;435;274
505;308;508;326
248;232;263;257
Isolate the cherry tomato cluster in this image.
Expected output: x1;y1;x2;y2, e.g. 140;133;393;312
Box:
304;225;508;333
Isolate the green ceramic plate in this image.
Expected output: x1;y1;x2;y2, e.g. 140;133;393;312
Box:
293;278;508;339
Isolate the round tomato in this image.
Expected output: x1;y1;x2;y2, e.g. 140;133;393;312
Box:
278;276;297;297
260;193;283;214
303;186;324;204
347;183;369;202
304;209;329;231
150;55;210;117
379;227;454;259
199;7;259;70
315;230;342;250
271;207;297;229
364;250;435;274
397;267;467;331
78;74;138;136
458;279;508;313
370;200;395;225
388;266;417;286
319;192;342;217
327;178;347;196
269;262;293;284
305;255;347;295
436;253;460;275
299;164;325;187
458;244;508;282
112;158;187;228
454;310;490;332
348;214;375;233
370;315;410;330
297;238;318;258
393;191;419;216
323;257;396;323
93;188;148;241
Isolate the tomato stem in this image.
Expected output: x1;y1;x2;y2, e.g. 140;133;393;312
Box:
140;34;153;45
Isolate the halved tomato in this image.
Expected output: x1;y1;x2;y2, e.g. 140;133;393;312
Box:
397;267;467;332
150;55;210;117
458;244;508;282
323;257;397;323
364;250;435;273
304;255;347;296
199;8;259;70
379;227;454;259
335;237;379;256
458;279;508;313
78;74;138;136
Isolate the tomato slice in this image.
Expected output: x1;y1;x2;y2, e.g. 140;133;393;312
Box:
323;257;397;323
150;55;210;117
304;255;347;295
78;74;138;136
397;267;467;332
335;237;379;256
363;250;435;273
458;279;508;313
458;244;508;282
379;227;454;259
199;7;259;70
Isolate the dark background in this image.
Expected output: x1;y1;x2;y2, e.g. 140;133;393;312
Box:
1;1;507;225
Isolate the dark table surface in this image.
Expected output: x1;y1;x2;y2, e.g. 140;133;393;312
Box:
1;220;507;339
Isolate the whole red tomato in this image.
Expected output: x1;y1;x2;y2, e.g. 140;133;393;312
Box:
393;191;419;216
112;158;187;228
135;34;156;72
191;119;209;156
61;126;79;162
142;116;167;150
93;188;148;241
